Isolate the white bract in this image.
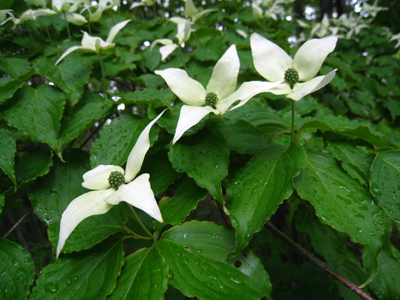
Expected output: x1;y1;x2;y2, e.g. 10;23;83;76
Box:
56;110;165;258
184;0;216;23
1;9;56;27
251;33;338;101
52;0;81;13
130;0;156;9
55;19;130;65
155;45;280;144
151;17;191;61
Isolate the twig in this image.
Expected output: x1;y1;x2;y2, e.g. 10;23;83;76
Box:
3;210;31;239
265;221;375;300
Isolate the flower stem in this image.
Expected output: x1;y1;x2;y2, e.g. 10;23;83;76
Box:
45;27;53;45
63;11;72;41
26;25;38;51
291;100;296;143
98;53;107;99
178;46;188;72
127;205;155;241
265;222;374;300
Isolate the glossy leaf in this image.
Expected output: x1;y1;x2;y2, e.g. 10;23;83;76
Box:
35;56;92;107
327;141;374;185
228;143;307;255
370;150;400;224
141;149;181;195
29;150;129;253
57;92;113;153
168;129;229;204
298;115;386;147
157;221;271;300
3;85;66;153
0;238;35;300
90;114;156;168
15;152;53;187
0;57;32;78
294;151;385;253
108;247;168;300
157;177;208;229
29;236;124;300
0;129;16;186
0;78;24;105
120;88;175;108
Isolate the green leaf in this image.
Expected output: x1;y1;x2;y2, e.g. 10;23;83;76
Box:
298;115;386;147
157;221;271;300
0;129;16;186
216;119;270;154
141;149;181;195
157;177;207;229
228;143;307;255
29;150;129;252
294;151;385;253
0;193;4;215
0;78;24;105
0;57;32;78
3;85;66;153
326;141;374;185
294;96;319;116
0;238;35;300
108;247;168;300
195;37;225;62
15;152;53;186
29;236;124;300
120;88;175;108
168;129;229;204
90;114;157;168
35;56;92;107
370;150;400;224
57;92;113;153
383;100;400;122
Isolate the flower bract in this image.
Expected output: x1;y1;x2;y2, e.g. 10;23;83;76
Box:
155;44;280;144
250;33;338;101
56;110;165;258
55;19;130;65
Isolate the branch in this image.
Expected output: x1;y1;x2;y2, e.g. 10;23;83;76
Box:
265;221;375;300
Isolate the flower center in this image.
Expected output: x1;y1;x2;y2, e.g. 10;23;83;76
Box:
108;171;125;189
205;92;218;109
284;68;299;89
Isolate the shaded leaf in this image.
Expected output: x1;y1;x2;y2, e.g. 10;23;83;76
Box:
294;151;385;253
109;247;168;300
29;236;124;300
157;221;271;300
0;238;35;300
228;143;307;255
3;85;66;154
168;129;229;204
370;150;400;224
0;129;16;186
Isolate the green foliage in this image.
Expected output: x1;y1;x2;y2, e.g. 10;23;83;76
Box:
0;0;399;299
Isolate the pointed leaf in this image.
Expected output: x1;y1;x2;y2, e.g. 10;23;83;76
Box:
228;143;307;255
0;57;32;78
0;238;35;300
35;55;92;107
157;221;271;300
0;129;16;186
298;115;386;147
3;85;66;153
294;151;385;253
15;152;53;187
141;149;181;195
57;92;113;152
29;236;124;300
109;247;168;300
156;177;207;229
168;129;229;204
370;150;400;224
90;114;154;168
0;78;25;105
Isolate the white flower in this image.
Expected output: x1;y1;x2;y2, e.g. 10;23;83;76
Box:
389;33;400;49
250;33;338;101
55;19;130;65
361;0;387;18
130;0;156;9
88;0;120;22
56;110;165;258
155;45;280;144
52;0;81;13
1;9;56;27
61;12;87;25
184;0;216;23
151;17;192;61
